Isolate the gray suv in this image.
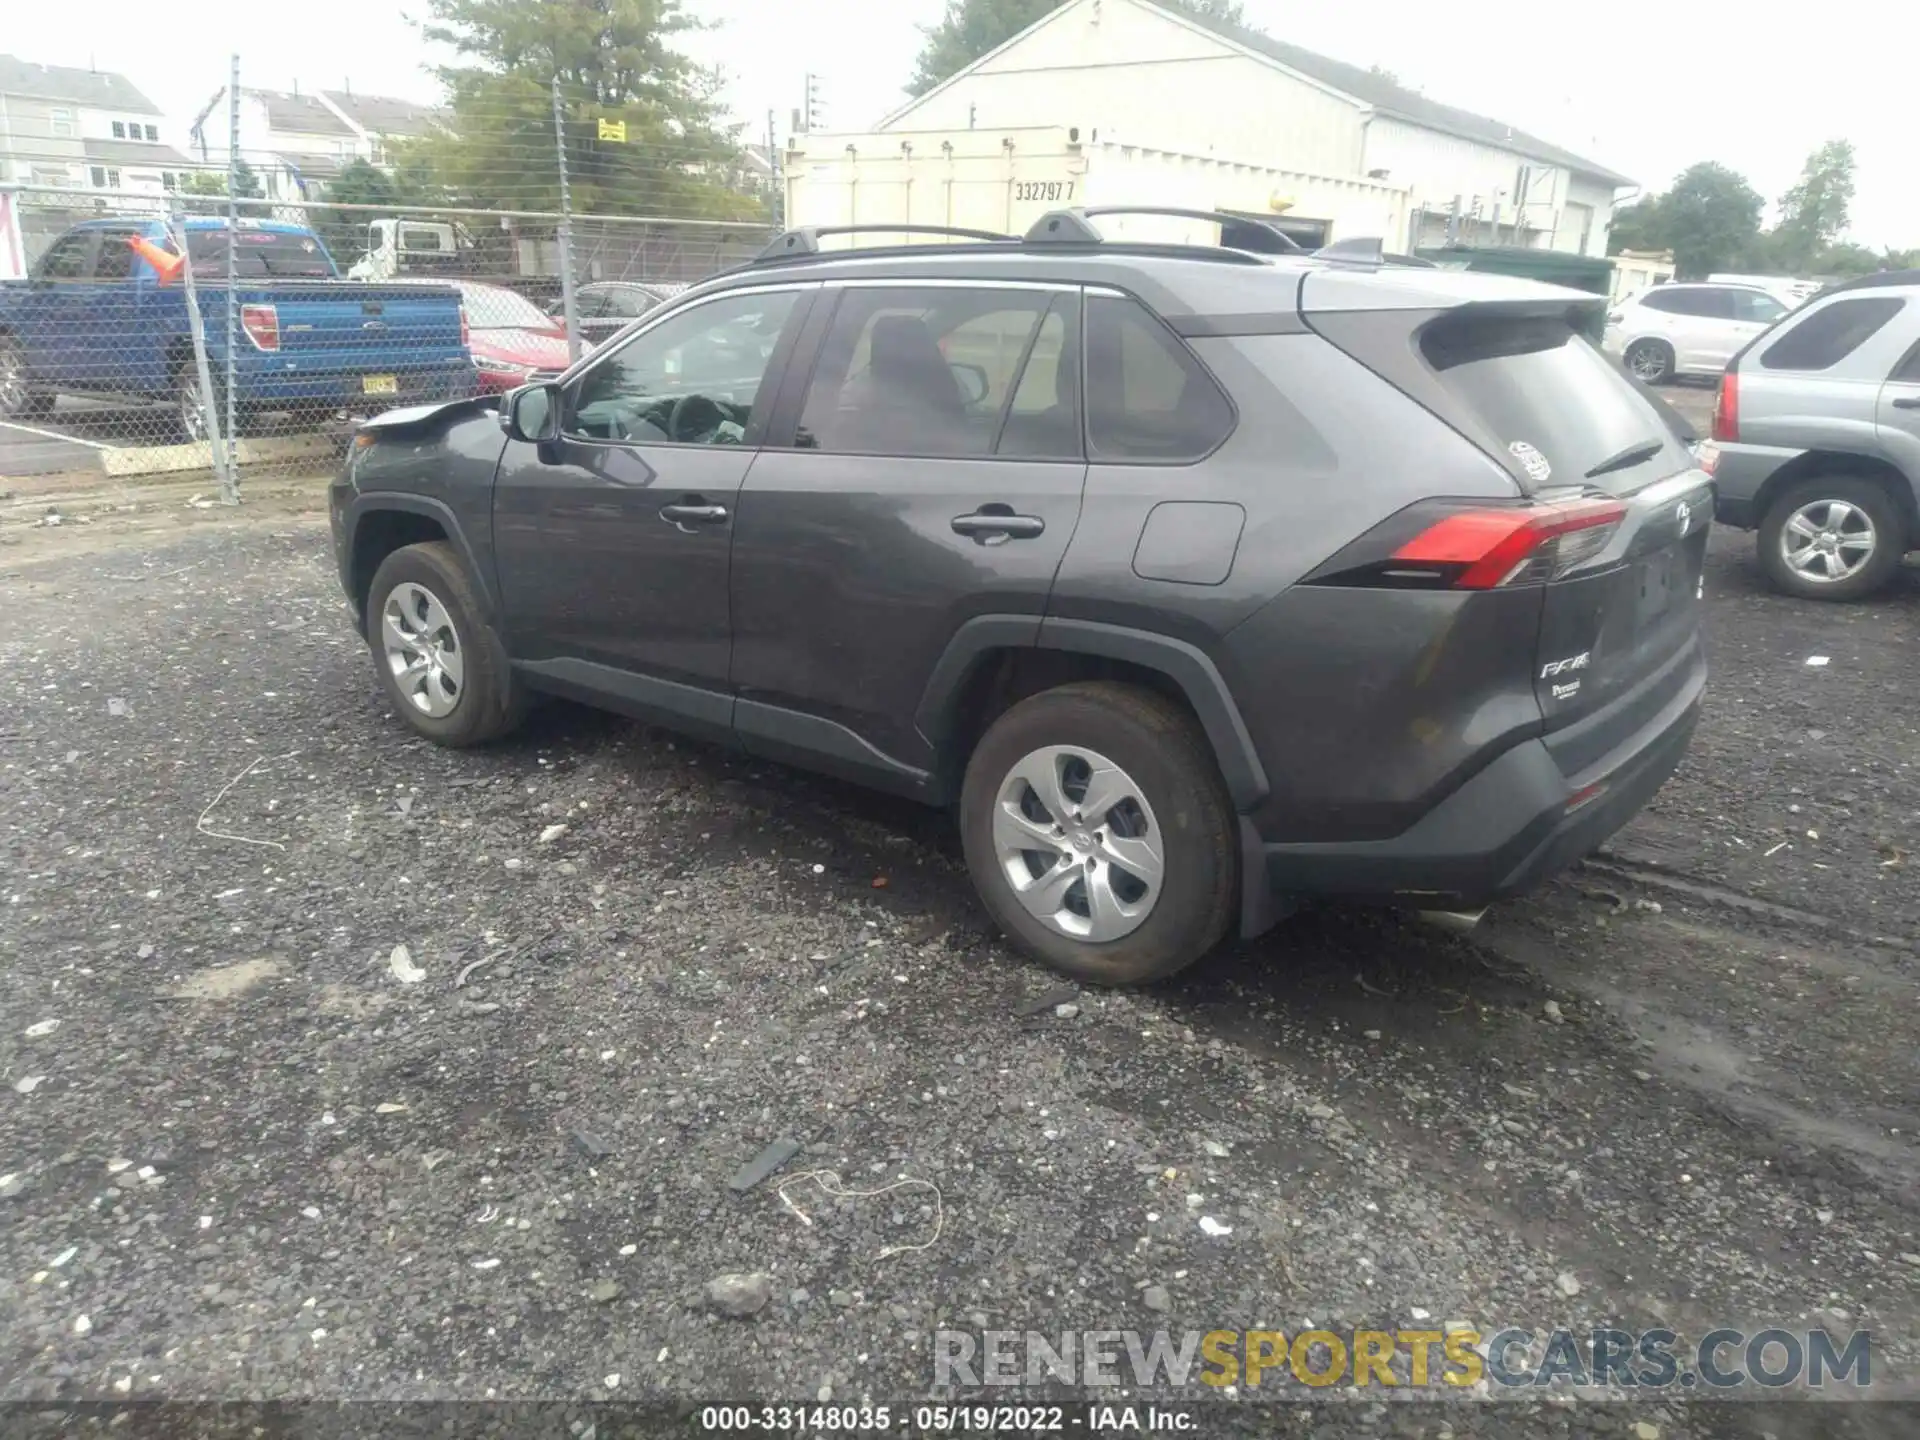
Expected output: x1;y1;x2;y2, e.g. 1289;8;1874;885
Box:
329;210;1709;985
1710;270;1920;599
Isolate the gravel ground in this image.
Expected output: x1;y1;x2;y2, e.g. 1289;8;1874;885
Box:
1;462;1916;1438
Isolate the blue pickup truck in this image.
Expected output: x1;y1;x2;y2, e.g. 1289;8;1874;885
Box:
0;216;475;439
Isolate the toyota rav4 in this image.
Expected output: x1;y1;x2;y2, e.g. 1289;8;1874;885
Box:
329;210;1709;985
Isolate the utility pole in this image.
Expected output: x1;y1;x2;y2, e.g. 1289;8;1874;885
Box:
551;75;582;365
804;73;824;133
766;108;781;227
223;53;239;503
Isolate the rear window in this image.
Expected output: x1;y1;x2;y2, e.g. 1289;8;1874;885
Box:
1759;296;1904;372
1085;295;1234;462
1420;313;1685;493
185;229;333;279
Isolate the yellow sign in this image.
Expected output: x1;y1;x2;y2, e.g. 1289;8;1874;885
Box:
597;118;627;143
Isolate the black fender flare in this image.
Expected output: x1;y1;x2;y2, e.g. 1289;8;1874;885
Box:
914;614;1270;811
340;491;501;626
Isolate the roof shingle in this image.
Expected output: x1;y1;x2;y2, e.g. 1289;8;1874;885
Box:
1138;2;1631;186
0;54;161;114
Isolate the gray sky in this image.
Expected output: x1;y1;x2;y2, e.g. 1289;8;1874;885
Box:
11;0;1913;247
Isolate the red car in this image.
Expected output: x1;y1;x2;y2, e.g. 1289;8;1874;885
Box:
448;282;576;393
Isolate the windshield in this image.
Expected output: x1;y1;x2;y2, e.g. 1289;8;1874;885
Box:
459;284;554;330
185;229;334;279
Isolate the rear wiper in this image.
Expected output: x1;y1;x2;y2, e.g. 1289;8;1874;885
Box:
1584;437;1664;480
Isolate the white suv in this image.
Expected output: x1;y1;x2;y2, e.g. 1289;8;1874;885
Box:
1604;283;1789;384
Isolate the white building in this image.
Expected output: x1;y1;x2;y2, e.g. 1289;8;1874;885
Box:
187;86;440;201
859;0;1630;255
0;55;201;196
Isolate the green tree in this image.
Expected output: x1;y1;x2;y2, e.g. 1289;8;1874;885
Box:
1770;140;1855;273
909;0;1246;97
1607;162;1763;279
409;0;757;219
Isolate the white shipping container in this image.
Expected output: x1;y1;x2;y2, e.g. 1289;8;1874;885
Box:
783;125;1407;252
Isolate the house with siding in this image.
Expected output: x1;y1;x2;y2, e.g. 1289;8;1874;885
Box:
869;0;1630;254
0;55;201;196
187;85;441;201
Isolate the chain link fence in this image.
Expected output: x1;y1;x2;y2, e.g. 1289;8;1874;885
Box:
0;57;778;492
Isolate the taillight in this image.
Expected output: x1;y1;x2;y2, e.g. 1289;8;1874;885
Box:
1393;498;1626;588
239;303;279;352
1712;369;1739;443
1305;497;1627;591
460;305;471;351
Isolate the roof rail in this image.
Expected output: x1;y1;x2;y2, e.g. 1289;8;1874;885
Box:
753;223;1015;262
1808;267;1920;298
1025;207;1305;255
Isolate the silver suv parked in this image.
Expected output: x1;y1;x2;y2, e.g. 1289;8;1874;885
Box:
1710;271;1920;600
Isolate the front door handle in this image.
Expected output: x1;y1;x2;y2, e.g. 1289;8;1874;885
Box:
1893;396;1920;410
951;510;1045;543
659;502;729;530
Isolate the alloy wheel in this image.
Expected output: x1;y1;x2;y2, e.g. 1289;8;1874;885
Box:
993;744;1164;943
1780;498;1876;583
0;345;26;416
381;581;466;717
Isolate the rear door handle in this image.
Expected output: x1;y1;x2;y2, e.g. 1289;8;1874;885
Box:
659;502;729;529
1893;396;1920;410
951;511;1045;542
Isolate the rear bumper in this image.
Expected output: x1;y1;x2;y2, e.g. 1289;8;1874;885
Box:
1248;649;1703;917
240;358;477;410
1710;443;1802;527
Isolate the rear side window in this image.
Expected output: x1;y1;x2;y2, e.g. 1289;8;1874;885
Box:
1731;290;1786;323
1419;313;1683;494
1085;295;1234;461
1760;297;1904;372
796;286;1078;459
1640;289;1715;316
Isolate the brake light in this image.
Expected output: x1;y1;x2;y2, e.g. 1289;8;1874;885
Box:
1390;497;1628;589
239;303;279;352
1712;369;1739;443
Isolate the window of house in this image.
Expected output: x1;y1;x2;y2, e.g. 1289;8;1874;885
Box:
112;121;127;139
162;171;178;190
145;124;159;142
795;286;1077;459
89;166;121;189
50;108;76;138
1761;297;1906;372
565;290;800;446
1085;294;1235;461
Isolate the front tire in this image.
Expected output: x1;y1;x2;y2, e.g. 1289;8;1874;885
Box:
1757;476;1905;601
960;682;1236;985
1623;338;1675;385
366;541;527;746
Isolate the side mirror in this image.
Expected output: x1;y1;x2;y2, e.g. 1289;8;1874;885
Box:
502;382;561;443
949;360;990;408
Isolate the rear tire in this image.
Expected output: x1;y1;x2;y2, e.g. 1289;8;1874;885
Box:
0;335;53;420
960;681;1236;986
172;361;226;445
1757;476;1905;601
366;541;528;746
1623;338;1675;385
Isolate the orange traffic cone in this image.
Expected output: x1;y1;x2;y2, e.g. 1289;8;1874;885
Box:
127;234;185;284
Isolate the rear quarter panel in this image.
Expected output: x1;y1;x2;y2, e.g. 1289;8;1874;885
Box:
1046;330;1531;840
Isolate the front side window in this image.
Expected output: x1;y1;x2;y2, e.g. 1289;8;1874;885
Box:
91;232;137;280
1732;290;1786;324
796;286;1074;458
1760;297;1905;372
1085;294;1235;461
564;289;799;446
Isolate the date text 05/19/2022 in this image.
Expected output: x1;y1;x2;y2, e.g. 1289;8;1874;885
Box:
698;1403;1195;1432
